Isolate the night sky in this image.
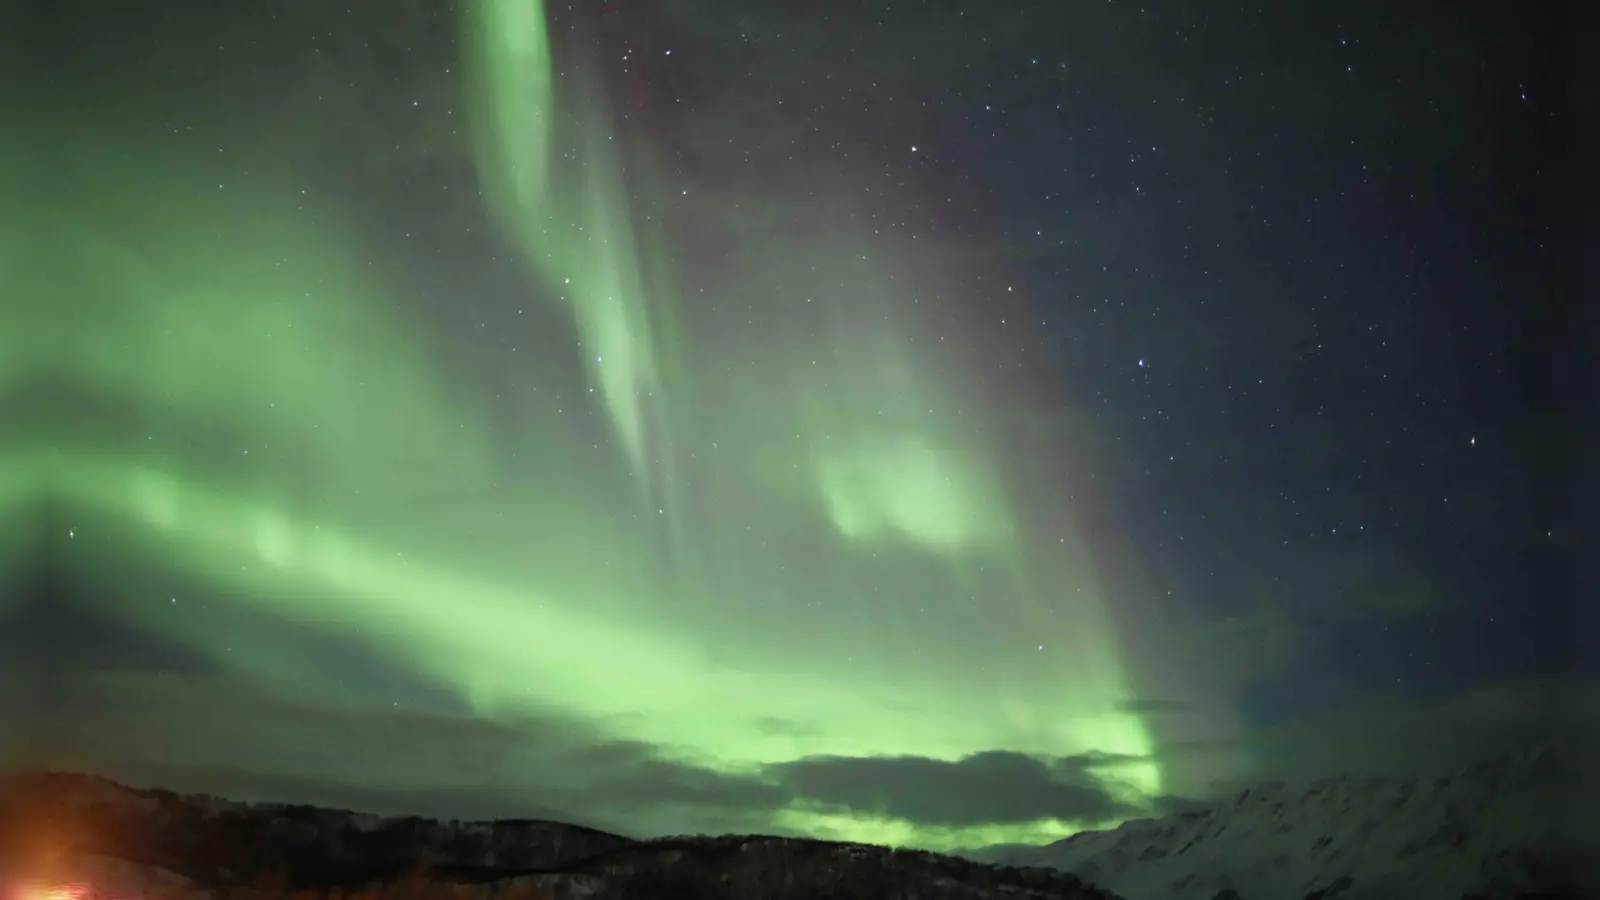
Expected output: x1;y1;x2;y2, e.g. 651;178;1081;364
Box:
2;0;1583;851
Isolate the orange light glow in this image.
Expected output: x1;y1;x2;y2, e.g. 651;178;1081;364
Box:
10;881;91;900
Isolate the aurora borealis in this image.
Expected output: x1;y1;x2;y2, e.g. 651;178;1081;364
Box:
3;0;1577;853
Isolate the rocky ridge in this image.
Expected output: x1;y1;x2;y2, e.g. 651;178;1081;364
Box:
0;771;1117;900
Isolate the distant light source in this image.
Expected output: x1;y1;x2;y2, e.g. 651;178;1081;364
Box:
10;882;89;900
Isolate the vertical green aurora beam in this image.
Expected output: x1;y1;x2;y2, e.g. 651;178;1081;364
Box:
463;0;667;485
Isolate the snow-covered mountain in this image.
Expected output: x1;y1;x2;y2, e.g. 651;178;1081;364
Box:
975;745;1587;900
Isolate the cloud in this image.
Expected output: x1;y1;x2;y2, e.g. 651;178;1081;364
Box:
767;750;1138;827
1114;698;1189;714
1147;794;1212;816
61;762;595;829
1051;750;1153;773
1189;676;1600;797
1175;611;1305;691
0;669;786;833
752;716;821;738
1;671;590;790
556;740;787;814
1295;545;1451;619
9;667;1149;835
0;570;222;680
31;661;1589;843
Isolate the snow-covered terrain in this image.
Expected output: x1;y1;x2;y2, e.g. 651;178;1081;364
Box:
982;745;1584;900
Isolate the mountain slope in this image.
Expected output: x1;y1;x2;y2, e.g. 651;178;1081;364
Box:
981;746;1585;900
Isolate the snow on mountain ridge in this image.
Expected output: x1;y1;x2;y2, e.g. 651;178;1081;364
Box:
997;745;1578;900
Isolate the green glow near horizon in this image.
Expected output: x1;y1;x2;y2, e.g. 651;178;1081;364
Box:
0;0;1163;850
